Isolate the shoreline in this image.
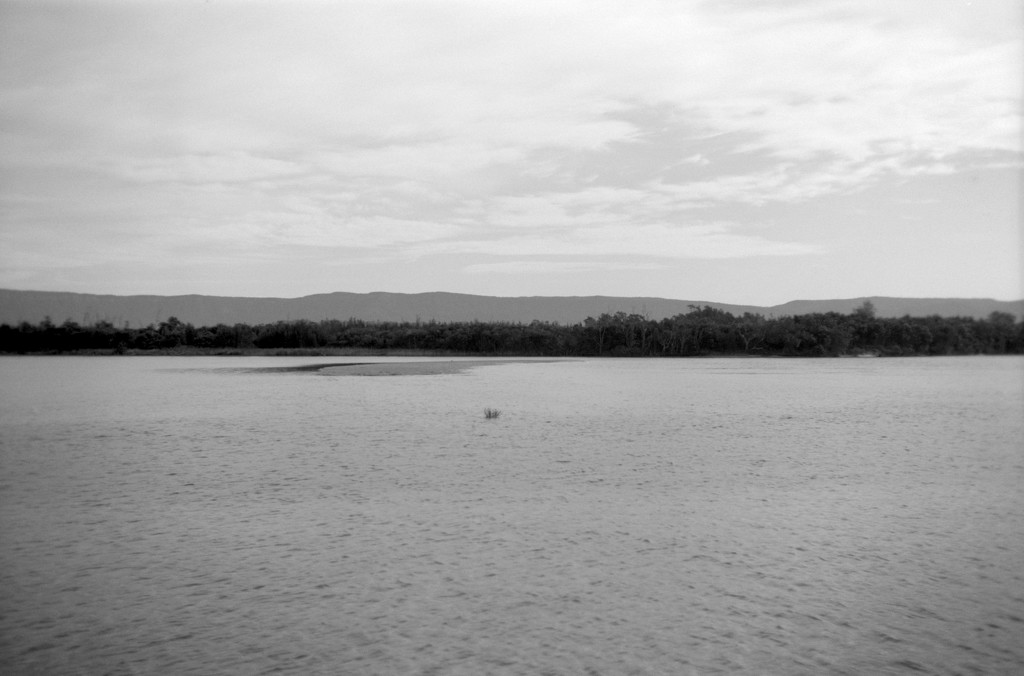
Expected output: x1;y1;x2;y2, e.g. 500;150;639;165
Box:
0;348;1006;359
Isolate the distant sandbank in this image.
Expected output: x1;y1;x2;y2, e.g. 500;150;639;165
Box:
319;360;529;376
231;359;561;377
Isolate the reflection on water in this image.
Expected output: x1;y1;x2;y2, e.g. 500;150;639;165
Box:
1;356;1022;675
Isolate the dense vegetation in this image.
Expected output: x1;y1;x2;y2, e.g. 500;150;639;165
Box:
3;302;1022;357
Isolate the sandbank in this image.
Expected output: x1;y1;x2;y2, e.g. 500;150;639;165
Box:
319;359;544;376
223;359;560;376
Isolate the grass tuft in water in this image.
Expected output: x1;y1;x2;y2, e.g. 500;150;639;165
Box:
484;408;501;420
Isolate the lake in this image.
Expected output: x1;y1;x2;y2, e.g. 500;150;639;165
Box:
1;356;1022;675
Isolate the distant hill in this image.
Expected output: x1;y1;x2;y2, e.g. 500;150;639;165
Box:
1;289;1021;327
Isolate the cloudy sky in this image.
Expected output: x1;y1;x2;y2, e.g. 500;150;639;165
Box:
1;0;1021;304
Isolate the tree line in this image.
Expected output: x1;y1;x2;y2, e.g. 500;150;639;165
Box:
1;302;1022;357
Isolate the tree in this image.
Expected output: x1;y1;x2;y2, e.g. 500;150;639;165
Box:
736;313;767;353
158;316;186;348
853;300;876;319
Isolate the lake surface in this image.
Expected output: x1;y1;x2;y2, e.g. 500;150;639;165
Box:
1;356;1022;675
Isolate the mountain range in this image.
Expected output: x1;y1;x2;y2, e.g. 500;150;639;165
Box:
2;289;1021;328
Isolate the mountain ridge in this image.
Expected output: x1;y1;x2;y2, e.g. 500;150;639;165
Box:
1;289;1021;327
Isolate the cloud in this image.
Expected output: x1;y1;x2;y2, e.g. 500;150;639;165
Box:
9;1;1018;171
465;260;668;275
115;153;305;185
420;222;821;260
0;0;1019;300
263;215;464;249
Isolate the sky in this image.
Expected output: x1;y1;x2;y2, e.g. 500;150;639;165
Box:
0;0;1021;305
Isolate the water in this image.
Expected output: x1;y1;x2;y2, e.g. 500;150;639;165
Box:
1;356;1022;675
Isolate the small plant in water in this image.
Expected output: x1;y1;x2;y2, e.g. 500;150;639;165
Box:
484;408;501;420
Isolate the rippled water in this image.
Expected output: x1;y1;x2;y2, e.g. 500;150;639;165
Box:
1;356;1022;675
